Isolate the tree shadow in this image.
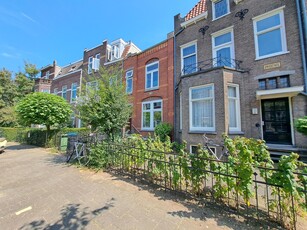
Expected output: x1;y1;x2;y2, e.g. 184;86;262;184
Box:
19;198;115;230
5;143;37;151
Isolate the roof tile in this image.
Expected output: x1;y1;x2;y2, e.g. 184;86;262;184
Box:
185;0;207;21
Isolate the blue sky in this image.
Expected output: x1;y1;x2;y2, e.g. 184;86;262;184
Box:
0;0;196;74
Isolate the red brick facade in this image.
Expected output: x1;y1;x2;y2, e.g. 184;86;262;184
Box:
123;37;174;137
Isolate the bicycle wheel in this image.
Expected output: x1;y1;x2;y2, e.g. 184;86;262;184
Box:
66;145;76;163
78;147;90;166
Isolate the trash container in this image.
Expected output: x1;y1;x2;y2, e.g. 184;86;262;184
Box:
60;134;68;152
67;132;78;153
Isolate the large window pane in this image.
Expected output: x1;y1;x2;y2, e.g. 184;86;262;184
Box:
214;32;231;46
257;14;280;32
183;55;196;74
153;111;162;127
143;112;151;128
146;74;151;88
214;0;228;19
190;85;214;130
229;99;237;127
216;47;231;67
183;45;196;56
192;100;213;127
191;87;212;99
258;29;282;56
142;100;162;130
153;72;159;87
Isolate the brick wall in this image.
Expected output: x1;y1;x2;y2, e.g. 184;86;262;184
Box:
174;0;307;149
123;37;174;137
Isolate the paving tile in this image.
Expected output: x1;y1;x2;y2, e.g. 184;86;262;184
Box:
0;143;259;230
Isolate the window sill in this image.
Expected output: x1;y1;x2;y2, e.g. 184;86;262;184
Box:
141;129;154;132
189;131;217;135
255;51;290;61
145;87;159;92
212;12;231;22
228;131;244;135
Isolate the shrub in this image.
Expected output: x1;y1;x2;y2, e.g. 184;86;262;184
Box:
154;122;173;142
295;116;307;135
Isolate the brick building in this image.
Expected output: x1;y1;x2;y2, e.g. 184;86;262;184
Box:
34;60;61;93
174;0;307;156
39;38;140;128
123;34;174;136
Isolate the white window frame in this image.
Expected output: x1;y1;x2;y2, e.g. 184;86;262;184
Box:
71;82;78;102
45;71;50;79
141;99;163;131
180;40;197;75
227;84;241;132
190;145;198;154
212;26;235;67
212;0;230;20
179;92;182;130
145;61;159;90
126;70;133;94
53;88;58;95
253;7;288;60
41;89;50;93
93;53;100;71
189;84;215;132
88;56;93;74
86;81;98;93
62;85;67;99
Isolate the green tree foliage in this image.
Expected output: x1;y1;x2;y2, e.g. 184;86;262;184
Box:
154;122;173;142
14;72;34;100
0;65;35;126
77;64;132;140
24;62;40;79
16;92;72;132
295;116;307;135
0;69;17;126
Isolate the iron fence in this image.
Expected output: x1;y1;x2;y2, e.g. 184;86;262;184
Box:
99;142;307;229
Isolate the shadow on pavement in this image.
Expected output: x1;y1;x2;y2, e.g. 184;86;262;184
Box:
19;199;115;230
5;143;38;151
107;171;283;230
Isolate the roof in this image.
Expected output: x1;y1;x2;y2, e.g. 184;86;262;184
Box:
185;0;207;21
57;60;83;77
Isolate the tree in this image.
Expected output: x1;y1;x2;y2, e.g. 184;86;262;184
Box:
77;64;132;140
16;92;72;132
24;62;40;79
15;72;34;100
0;69;17;126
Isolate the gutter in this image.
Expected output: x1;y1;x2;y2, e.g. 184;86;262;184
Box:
296;0;307;93
173;27;185;140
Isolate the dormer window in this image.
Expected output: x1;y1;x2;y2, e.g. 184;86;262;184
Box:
112;45;120;59
212;0;230;20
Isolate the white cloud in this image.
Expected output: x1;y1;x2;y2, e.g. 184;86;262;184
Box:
21;12;38;24
1;52;17;58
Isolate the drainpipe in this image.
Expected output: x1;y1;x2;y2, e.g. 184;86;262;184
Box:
296;0;307;93
173;27;185;140
78;69;83;128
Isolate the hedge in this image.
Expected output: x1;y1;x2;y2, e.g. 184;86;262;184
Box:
0;127;90;147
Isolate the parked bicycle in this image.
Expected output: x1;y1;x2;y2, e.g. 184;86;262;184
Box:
66;136;90;166
203;134;228;160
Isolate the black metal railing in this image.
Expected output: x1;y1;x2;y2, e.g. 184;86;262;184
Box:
99;142;306;229
181;57;244;77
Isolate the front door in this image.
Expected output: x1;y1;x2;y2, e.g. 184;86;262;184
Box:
261;98;292;145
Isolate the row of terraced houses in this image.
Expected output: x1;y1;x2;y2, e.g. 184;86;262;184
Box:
34;0;307;160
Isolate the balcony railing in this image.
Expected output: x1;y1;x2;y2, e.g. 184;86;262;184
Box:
181;57;244;77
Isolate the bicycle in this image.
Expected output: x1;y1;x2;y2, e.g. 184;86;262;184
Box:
66;138;90;166
203;134;229;160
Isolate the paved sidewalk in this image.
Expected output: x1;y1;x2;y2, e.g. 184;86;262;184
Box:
0;143;260;230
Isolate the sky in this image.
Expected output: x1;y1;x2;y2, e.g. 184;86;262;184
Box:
0;0;196;75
